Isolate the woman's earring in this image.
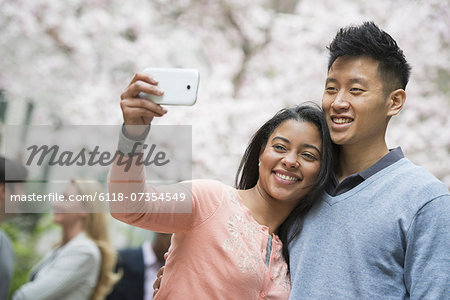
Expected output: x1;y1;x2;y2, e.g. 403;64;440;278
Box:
258;161;261;167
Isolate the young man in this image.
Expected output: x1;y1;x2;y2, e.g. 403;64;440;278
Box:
288;22;450;299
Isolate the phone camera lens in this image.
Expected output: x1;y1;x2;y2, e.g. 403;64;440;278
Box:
187;85;191;90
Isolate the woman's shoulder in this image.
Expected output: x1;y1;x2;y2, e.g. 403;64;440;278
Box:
188;179;234;189
185;179;236;197
63;233;100;259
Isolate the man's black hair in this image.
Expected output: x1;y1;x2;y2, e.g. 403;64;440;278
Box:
328;21;411;96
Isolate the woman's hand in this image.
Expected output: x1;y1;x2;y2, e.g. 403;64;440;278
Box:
120;73;168;138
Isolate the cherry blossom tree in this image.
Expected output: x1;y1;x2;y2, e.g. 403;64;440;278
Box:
1;0;449;186
1;1;448;293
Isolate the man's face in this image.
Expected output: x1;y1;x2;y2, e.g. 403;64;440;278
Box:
322;56;391;147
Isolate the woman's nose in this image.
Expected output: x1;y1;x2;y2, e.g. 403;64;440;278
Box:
282;152;299;169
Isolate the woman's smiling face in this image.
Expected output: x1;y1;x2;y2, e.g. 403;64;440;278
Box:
257;119;322;206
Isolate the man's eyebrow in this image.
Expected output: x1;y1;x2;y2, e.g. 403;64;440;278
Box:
325;77;369;86
348;77;369;85
325;78;337;84
272;137;321;154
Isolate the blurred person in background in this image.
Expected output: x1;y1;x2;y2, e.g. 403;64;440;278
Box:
107;232;171;300
13;180;121;300
0;156;28;300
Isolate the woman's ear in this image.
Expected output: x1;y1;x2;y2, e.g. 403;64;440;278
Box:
387;89;406;117
258;145;266;164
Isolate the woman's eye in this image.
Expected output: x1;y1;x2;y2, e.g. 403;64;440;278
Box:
302;153;317;161
273;145;286;151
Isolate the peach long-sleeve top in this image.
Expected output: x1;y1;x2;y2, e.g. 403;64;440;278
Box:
109;159;290;299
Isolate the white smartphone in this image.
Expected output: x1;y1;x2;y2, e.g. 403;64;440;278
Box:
138;68;200;105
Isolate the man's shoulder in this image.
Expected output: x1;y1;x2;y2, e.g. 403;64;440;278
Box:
394;158;447;190
382;158;449;205
119;247;144;264
117;247;145;273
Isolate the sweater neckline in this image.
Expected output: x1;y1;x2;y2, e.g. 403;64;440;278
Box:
324;157;408;206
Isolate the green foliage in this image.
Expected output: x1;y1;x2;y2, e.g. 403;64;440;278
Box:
0;214;56;299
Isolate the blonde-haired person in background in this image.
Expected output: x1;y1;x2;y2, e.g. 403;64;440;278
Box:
13;180;121;300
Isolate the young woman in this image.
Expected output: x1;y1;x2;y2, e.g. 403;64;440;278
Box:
108;73;334;299
13;180;120;300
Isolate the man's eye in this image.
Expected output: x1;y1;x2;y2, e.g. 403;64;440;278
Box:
326;86;337;91
350;88;364;92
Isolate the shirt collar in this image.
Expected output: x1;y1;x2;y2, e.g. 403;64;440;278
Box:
359;147;404;179
327;147;404;196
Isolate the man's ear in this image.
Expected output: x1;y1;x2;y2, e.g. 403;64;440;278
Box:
387;89;406;117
